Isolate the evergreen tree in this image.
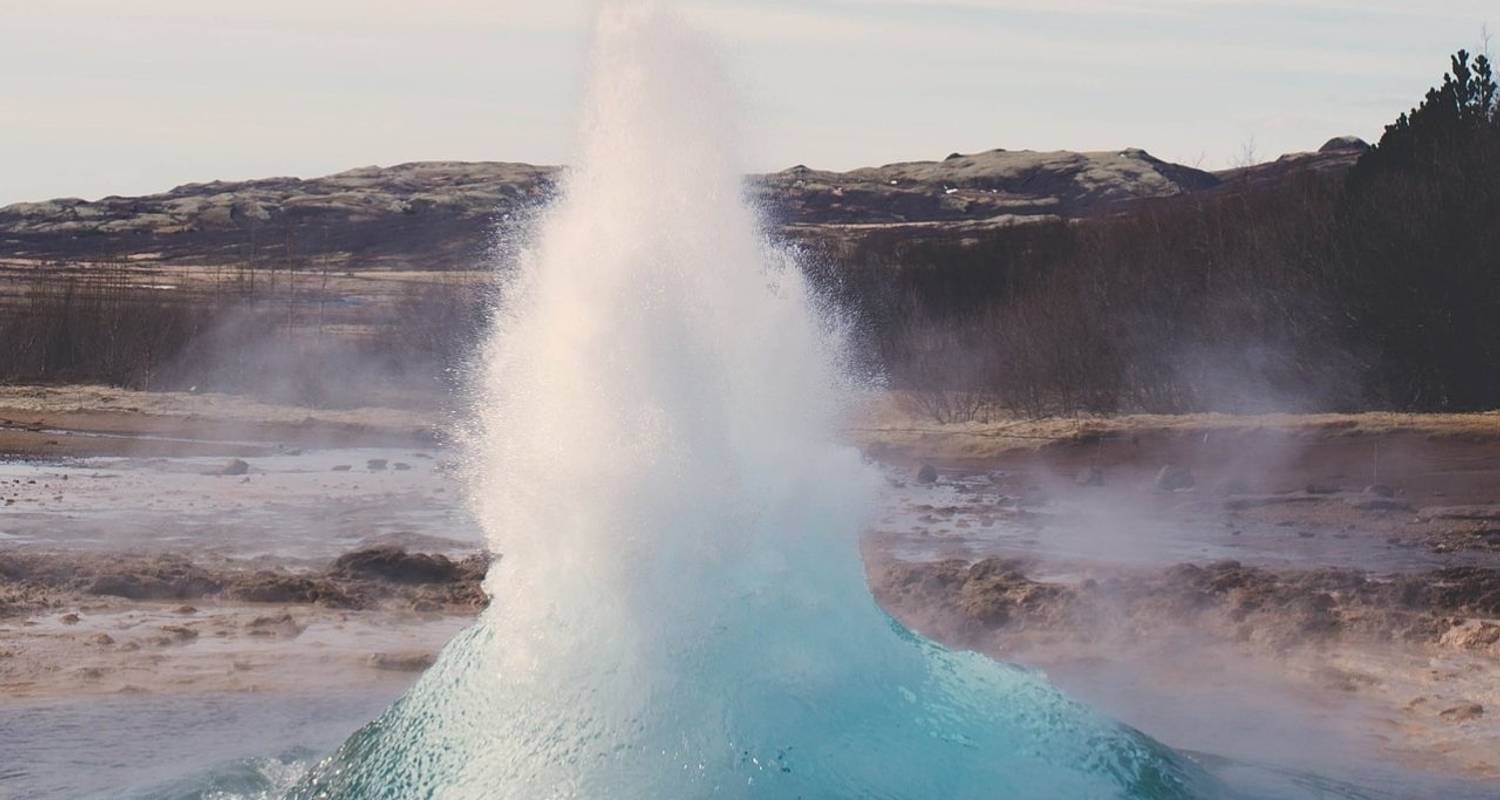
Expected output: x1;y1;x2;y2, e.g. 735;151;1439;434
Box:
1338;49;1500;409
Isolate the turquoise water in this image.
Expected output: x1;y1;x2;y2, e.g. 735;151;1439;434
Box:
285;612;1212;799
270;500;1218;800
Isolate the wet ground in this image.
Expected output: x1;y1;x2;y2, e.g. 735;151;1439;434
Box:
0;436;484;799
3;402;1499;798
872;468;1496;574
0;447;482;559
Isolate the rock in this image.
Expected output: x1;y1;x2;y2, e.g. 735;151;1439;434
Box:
85;561;223;600
915;464;939;484
1154;465;1195;492
367;459;389;471
1438;703;1485;723
60;612;80;624
1441;622;1500;653
393;462;412;471
90;633;115;646
1075;466;1105;487
332;465;352;472
1319;136;1371;154
1363;484;1395;498
218;459;250;476
245;613;306;639
331;547;459;585
156;624;199;644
366;652;437;672
225;572;362;608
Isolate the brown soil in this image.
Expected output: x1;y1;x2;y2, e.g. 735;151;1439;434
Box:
869;555;1500;780
855;402;1500;781
0;384;440;459
0;546;489;701
0;548;490;619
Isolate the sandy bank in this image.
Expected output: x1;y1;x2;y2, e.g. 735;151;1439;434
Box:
0;547;487;701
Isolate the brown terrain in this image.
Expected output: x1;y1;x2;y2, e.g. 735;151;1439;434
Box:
0;138;1368;272
858;406;1500;780
1;386;1497;786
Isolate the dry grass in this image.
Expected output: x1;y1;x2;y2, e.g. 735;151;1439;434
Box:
850;391;1500;462
0;384;431;429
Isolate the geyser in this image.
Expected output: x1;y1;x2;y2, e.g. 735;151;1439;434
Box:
288;3;1217;798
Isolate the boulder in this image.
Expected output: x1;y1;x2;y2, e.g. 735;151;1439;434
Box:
1439;703;1485;723
1319;136;1371;154
330;546;459;585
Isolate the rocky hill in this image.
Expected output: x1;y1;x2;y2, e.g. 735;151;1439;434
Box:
0;162;558;269
759;147;1219;226
0;142;1364;269
1212;136;1371;191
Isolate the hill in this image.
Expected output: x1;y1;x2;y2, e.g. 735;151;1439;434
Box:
0;144;1342;270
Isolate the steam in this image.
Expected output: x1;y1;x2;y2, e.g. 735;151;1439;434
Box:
286;4;1213;798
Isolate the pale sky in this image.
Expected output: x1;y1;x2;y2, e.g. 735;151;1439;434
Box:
1;0;1494;205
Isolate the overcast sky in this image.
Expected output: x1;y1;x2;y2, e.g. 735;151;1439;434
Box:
1;1;1493;205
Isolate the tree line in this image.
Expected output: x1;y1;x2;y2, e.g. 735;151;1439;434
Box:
827;50;1500;419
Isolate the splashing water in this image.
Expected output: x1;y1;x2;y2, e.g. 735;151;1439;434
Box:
287;4;1218;798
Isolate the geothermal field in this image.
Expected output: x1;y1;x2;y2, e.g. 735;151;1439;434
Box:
3;2;1500;799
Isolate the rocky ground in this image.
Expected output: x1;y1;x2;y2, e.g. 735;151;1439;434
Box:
3;387;1499;792
870;553;1500;781
0;547;486;700
856;404;1500;783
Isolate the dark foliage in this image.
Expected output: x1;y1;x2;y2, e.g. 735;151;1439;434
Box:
1334;51;1500;409
833;49;1500;418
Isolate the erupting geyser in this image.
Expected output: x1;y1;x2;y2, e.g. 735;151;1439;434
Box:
289;3;1217;798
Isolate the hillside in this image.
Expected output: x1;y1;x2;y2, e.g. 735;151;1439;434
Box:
0;145;1329;270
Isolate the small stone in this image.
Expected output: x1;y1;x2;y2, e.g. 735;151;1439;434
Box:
367;652;436;672
60;613;81;625
1439;703;1485;723
219;459;250;476
157;625;199;644
367;459;389;472
915;464;939;484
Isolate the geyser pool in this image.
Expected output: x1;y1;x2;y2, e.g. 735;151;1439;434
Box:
287;4;1217;798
